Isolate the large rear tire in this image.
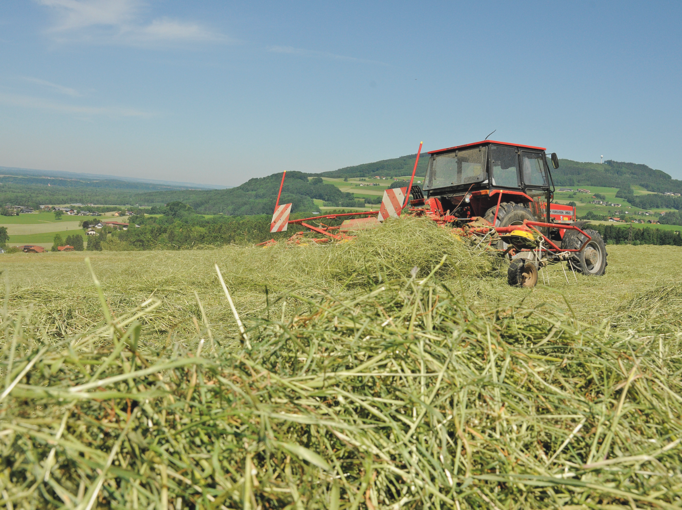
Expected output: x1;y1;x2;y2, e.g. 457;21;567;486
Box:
561;228;608;276
484;202;536;250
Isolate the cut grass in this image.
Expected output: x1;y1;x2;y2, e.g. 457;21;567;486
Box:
0;222;681;508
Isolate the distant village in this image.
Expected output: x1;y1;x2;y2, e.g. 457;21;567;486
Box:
4;204;139;254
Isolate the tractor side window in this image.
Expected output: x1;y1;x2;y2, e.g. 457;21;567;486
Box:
490;145;519;188
522;153;548;187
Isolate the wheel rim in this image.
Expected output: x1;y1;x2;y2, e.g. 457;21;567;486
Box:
583;241;603;274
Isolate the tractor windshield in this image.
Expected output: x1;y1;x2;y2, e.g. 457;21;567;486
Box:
424;147;486;191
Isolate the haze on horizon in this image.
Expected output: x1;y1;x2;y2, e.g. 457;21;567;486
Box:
0;0;680;187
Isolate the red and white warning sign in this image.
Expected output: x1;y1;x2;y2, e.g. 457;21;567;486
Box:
270;203;292;232
378;187;406;222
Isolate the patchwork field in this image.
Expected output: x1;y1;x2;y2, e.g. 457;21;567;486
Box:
1;218;681;508
0;212;103;247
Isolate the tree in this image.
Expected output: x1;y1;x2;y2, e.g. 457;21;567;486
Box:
568;201;577;207
65;234;84;251
73;235;84;251
54;210;64;220
87;235;102;251
166;201;194;218
310;177;323;185
51;234;64;252
0;227;8;247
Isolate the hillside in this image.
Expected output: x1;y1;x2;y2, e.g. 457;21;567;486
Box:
5;151;682;215
133;171;361;215
553;159;682;192
0;166;218;208
317;153;429;179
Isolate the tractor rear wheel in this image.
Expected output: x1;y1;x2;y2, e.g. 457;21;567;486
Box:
484;202;536;249
507;259;538;288
561;228;608;276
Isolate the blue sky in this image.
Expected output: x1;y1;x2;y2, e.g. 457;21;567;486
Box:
0;0;680;186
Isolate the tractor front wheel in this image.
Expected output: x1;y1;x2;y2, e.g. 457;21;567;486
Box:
508;259;538;288
561;228;608;276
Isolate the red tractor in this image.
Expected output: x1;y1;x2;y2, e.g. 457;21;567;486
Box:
266;140;608;288
413;140;608;286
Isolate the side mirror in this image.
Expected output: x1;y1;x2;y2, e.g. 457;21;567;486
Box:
550;153;559;169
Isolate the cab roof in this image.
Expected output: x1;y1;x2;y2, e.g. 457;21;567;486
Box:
427;140;546;155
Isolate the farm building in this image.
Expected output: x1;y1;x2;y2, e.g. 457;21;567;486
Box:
21;245;45;253
102;221;129;230
57;245;74;252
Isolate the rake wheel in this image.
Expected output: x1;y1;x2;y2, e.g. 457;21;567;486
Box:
508;259;538;288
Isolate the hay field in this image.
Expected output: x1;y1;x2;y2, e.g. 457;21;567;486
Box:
3;234;678;334
0;212;60;224
2;218;681;508
5;221;82;236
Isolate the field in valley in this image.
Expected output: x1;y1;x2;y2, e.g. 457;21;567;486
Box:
1;218;681;508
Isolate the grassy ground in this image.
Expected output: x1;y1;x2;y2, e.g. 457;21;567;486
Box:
7;228;86;245
5;221;82;237
589;220;682;231
0;212;61;224
1;218;681;507
2;222;679;336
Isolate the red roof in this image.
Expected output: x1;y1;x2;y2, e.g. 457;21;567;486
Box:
58;245;74;251
22;245;45;253
103;221;129;226
427;140;547;155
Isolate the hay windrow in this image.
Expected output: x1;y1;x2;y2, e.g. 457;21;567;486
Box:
4;217;499;340
1;252;681;508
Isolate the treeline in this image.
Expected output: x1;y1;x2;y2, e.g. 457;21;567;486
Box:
94;203;682;252
106;214;282;250
587;223;682;246
0;185;154;210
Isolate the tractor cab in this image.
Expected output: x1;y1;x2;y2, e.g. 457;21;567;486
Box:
421;141;570;224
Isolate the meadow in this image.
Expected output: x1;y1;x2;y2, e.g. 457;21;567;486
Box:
1;212;100;248
1;218;681;508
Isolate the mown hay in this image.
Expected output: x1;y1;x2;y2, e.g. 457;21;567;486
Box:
1;256;681;508
5;217;497;341
611;283;682;333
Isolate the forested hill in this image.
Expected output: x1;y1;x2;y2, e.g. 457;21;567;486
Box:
134;172;361;215
317;154;429;179
316;153;681;195
553;159;682;193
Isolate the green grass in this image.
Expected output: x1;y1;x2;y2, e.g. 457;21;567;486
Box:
0;212;65;224
1;219;681;507
589;220;682;231
9;229;86;244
